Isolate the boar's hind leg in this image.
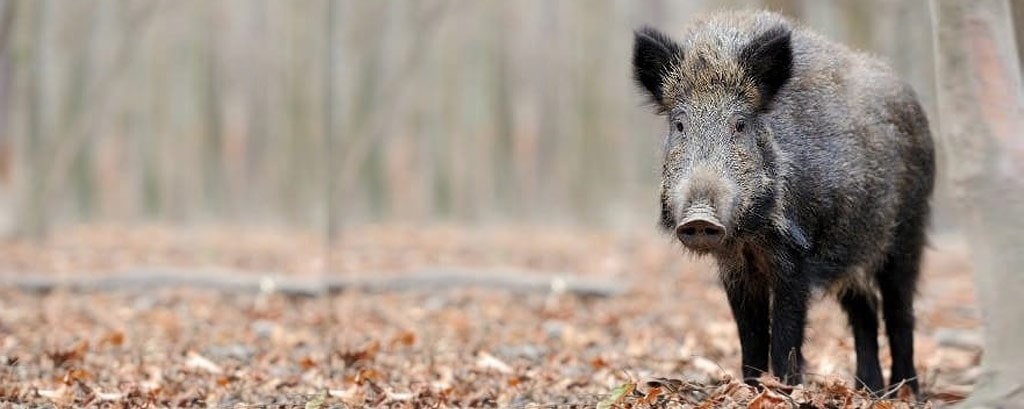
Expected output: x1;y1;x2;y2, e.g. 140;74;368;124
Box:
723;276;771;385
838;290;884;395
876;217;926;396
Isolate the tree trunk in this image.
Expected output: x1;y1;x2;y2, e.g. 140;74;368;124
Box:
1012;0;1024;71
22;0;51;239
930;1;1024;407
324;0;338;264
0;0;16;236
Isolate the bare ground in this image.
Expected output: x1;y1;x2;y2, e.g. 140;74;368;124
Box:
0;224;980;407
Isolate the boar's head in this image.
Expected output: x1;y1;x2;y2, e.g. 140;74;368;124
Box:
633;23;792;253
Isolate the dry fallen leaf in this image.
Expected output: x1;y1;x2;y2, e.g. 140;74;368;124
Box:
896;383;916;402
340;340;380;365
329;385;367;406
874;400;895;409
37;385;73;407
476;351;513;374
47;340;89;368
140;365;163;393
99;330;125;347
94;390;125;401
691;356;726;377
708;379;754;403
354;367;382;384
390;330;416;348
643;377;684;393
63;368;91;383
298;356;317;370
747;388;790;409
641;386;662;405
185;351;223;374
305;389;327;409
386;389;415;401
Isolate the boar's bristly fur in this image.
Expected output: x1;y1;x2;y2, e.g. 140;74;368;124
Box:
632;11;934;397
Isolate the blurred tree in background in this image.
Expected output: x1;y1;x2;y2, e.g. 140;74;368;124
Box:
932;1;1024;406
0;0;942;239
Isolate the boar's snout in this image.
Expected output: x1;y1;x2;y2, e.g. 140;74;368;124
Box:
675;216;725;251
669;167;733;251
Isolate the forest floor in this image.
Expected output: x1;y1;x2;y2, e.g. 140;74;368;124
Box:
0;224;980;408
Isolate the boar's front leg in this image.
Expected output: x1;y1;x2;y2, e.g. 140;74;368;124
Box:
769;252;810;385
723;273;770;385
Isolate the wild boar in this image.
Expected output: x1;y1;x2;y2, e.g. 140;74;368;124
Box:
632;10;934;395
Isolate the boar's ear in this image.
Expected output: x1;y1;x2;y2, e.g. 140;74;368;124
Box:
633;26;683;109
739;25;793;107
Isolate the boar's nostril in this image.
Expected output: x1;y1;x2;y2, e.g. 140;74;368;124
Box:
675;218;726;250
701;224;723;237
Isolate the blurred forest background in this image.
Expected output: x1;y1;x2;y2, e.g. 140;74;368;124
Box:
5;2;1022;405
0;0;958;241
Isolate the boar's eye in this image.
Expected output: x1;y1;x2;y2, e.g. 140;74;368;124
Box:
733;118;747;134
673;121;685;133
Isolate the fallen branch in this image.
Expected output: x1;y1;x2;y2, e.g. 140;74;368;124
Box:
0;267;627;298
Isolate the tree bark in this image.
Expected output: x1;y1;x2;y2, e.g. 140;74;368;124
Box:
930;1;1024;407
